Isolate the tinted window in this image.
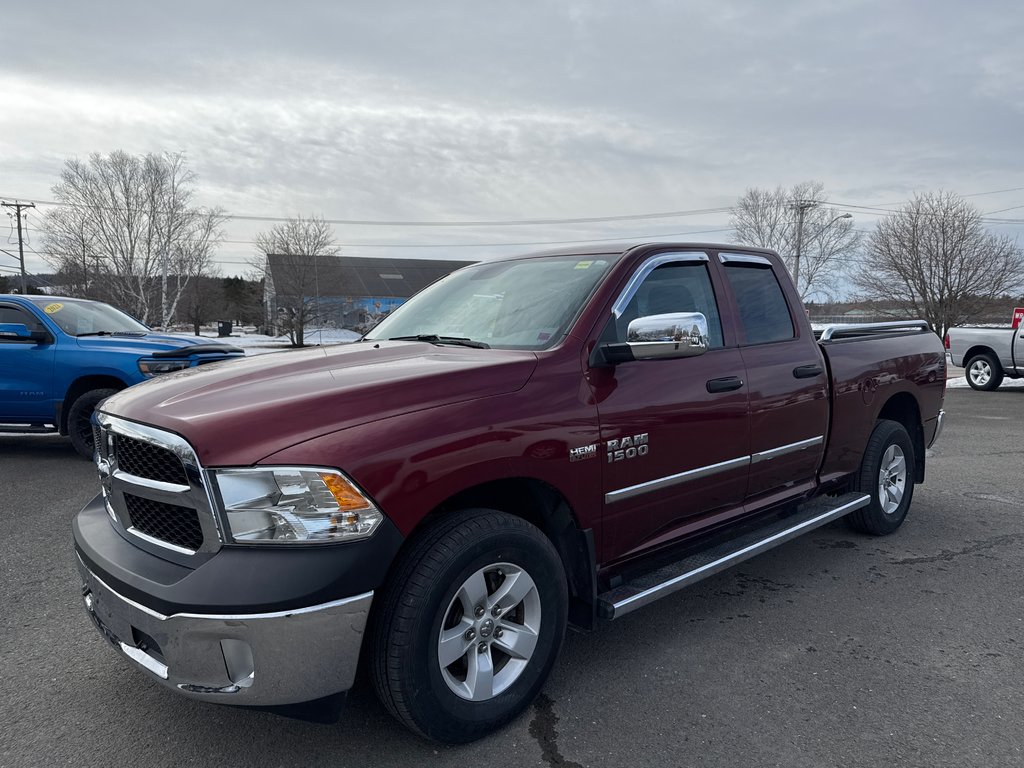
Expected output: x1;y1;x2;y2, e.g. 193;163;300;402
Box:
0;305;44;331
612;262;724;348
723;263;794;344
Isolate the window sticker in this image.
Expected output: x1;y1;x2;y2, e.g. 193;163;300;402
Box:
574;261;594;270
44;302;64;314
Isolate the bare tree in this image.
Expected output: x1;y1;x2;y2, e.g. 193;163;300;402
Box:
42;151;225;325
730;181;861;301
253;216;339;346
852;191;1024;336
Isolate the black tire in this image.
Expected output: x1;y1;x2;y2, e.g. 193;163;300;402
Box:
68;388;117;459
371;509;567;743
848;419;915;535
965;351;1004;391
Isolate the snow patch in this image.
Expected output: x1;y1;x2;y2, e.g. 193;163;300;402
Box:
164;328;360;356
946;377;1024;389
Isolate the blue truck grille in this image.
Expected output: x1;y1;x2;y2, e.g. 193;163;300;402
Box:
123;493;204;551
116;435;188;486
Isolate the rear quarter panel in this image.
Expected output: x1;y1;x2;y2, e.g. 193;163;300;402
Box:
819;332;945;481
946;327;1014;369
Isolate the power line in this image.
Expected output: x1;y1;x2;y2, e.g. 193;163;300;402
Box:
0;193;732;228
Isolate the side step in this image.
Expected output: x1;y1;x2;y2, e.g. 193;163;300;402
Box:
0;424;57;434
597;492;870;620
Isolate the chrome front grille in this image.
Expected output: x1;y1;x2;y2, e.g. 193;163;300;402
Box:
116;435;189;485
123;493;204;551
94;413;221;555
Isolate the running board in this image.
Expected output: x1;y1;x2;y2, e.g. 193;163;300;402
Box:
597;492;870;620
0;425;56;434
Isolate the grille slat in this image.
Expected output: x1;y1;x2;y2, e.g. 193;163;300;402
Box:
116;435;188;485
123;493;204;551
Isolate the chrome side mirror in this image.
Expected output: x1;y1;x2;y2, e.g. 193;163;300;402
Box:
626;312;709;360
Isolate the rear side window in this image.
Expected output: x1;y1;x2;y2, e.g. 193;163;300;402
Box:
722;262;794;345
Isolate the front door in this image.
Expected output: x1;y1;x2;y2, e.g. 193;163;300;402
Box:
589;252;751;564
0;303;56;421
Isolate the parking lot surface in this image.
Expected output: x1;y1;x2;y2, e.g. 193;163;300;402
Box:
2;386;1022;767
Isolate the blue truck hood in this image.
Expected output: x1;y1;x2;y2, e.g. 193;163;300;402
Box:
75;333;243;358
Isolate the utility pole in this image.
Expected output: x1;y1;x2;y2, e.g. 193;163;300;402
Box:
1;200;36;294
790;199;818;298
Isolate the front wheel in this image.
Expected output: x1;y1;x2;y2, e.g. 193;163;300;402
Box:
965;352;1003;391
68;388;118;459
371;509;567;743
848;419;915;535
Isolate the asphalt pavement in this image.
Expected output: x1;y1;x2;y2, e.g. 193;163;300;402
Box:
2;386;1022;767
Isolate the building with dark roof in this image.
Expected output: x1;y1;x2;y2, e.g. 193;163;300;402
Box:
264;254;474;333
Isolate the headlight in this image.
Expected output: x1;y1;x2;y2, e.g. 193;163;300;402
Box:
138;358;192;376
212;467;383;544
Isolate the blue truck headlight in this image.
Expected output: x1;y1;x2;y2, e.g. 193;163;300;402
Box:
138;359;192;377
212;467;384;544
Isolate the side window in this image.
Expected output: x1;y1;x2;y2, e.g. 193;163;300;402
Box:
721;262;794;345
612;262;725;348
0;305;44;332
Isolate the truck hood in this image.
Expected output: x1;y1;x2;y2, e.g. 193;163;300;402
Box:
100;341;539;466
75;333;242;357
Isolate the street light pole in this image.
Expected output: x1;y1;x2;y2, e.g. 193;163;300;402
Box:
791;201;853;299
790;199;817;297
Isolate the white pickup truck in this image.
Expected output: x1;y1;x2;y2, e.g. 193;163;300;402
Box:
945;326;1024;390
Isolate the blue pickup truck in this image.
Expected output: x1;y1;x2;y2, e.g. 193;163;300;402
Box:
0;294;244;457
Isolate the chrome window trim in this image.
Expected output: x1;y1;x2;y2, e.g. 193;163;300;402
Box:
605;436;826;503
750;436;824;464
95;412;223;554
718;252;772;266
612;252;710;318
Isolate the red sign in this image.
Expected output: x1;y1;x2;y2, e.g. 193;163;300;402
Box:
1013;307;1024;330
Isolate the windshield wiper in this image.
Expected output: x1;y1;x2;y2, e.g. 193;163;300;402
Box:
387;334;490;349
76;331;147;337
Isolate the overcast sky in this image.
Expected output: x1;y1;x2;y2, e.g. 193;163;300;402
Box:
2;1;1022;279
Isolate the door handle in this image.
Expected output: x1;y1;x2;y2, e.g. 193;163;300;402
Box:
706;376;744;393
793;364;824;379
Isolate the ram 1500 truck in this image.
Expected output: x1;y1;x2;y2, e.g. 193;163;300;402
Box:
944;325;1024;390
0;294;243;457
72;243;946;743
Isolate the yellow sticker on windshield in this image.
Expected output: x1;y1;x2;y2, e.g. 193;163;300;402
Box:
574;261;594;269
44;302;64;314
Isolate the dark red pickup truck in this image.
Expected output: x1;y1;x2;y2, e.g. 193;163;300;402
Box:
73;243;945;742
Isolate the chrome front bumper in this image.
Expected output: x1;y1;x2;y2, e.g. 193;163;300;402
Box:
77;556;372;705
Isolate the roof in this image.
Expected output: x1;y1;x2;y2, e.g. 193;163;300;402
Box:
266;254;475;300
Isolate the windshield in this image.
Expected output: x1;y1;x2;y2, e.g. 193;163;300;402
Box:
28;298;149;336
365;254;617;350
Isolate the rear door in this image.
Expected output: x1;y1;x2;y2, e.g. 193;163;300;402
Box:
717;253;829;506
0;302;57;421
590;252;751;563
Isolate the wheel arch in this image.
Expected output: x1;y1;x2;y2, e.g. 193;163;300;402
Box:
962;345;1001;370
401;477;597;630
876;392;925;483
59;375;127;434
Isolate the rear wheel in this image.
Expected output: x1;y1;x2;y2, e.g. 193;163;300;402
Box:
68;388;117;459
965;352;1003;391
371;509;567;743
848;419;915;535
